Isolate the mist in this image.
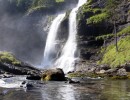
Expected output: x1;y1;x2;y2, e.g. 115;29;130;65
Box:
0;0;78;66
0;0;46;65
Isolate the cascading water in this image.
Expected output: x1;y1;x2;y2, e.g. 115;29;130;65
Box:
55;0;87;73
41;13;65;68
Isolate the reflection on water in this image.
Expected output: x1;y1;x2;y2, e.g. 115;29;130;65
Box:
101;80;130;100
40;82;77;100
58;85;76;100
0;78;130;100
40;81;100;100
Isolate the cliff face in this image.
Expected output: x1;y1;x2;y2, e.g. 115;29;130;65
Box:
77;0;130;66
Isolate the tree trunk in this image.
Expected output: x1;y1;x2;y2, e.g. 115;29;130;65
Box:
114;21;118;52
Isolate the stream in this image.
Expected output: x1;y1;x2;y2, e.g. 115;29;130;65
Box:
0;77;130;100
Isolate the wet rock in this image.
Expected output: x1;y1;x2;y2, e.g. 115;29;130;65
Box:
41;68;65;81
2;74;13;78
26;83;33;88
66;78;80;84
26;75;41;80
21;81;26;85
20;82;33;89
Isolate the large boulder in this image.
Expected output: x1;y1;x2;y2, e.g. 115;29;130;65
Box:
41;68;65;81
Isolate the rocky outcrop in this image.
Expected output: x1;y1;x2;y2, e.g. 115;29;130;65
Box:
0;51;40;76
0;62;40;75
41;68;65;81
77;0;112;61
76;0;130;63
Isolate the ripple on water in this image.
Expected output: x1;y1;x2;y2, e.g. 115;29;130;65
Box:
0;78;130;100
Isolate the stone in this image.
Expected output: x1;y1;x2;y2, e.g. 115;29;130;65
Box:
20;82;33;89
66;78;80;84
0;61;40;75
96;70;106;74
124;63;130;72
117;68;127;76
105;68;118;74
41;68;65;81
26;75;41;80
21;81;26;85
100;65;110;70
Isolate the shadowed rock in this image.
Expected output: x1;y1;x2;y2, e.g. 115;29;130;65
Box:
41;68;65;81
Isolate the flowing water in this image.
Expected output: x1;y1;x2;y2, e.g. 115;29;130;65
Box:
41;13;65;68
55;0;87;73
0;77;130;100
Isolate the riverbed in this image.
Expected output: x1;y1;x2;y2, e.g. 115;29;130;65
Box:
0;77;130;100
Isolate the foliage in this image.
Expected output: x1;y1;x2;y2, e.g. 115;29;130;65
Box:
98;36;130;68
96;26;130;40
105;0;121;22
118;26;130;36
0;51;21;65
87;13;109;24
27;6;46;14
6;0;66;13
55;0;64;3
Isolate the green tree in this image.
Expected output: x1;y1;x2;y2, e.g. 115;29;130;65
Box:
105;0;121;51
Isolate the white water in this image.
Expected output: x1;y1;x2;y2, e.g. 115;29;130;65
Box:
42;13;65;67
0;76;26;88
55;0;87;73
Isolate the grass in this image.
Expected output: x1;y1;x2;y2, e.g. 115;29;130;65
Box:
98;36;130;68
67;72;106;78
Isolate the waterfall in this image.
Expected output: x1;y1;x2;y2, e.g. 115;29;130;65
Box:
41;13;65;68
55;0;87;73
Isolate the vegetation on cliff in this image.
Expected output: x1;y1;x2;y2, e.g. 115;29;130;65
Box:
3;0;77;14
77;0;130;69
0;51;21;65
98;36;130;67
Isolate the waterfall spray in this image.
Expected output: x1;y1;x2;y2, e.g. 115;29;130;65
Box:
41;13;65;68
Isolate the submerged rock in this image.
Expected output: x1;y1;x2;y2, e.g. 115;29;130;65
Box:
20;81;33;89
41;68;65;81
66;78;80;84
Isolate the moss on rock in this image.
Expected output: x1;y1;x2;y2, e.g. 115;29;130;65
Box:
0;51;21;65
41;68;65;81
